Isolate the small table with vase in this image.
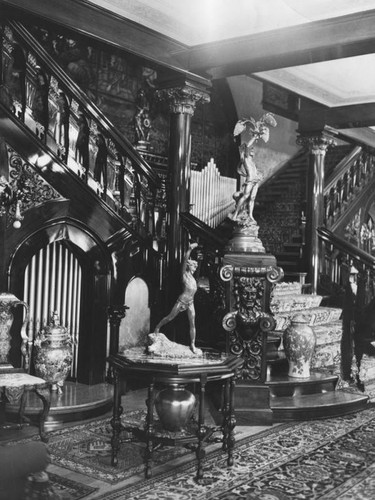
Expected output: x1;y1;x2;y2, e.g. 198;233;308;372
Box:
107;348;242;481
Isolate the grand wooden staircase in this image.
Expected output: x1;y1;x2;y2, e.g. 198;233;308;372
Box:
1;20;164;426
183;138;375;422
3;18;375;427
255;143;356;278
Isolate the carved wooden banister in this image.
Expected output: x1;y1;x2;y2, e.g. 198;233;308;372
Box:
0;20;163;241
317;226;375;312
318;226;375;386
323;147;375;231
8;20;159;186
180;212;228;250
318;227;375;272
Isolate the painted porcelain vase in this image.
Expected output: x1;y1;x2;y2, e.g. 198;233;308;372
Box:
155;385;196;432
283;313;316;378
0;292;29;367
33;311;73;393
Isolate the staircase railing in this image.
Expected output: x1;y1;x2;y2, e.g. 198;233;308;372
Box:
318;226;375;385
0;20;162;241
323;146;375;231
318;226;375;287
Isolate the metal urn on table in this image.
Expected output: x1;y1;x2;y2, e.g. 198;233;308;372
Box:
155;384;196;432
33;311;73;393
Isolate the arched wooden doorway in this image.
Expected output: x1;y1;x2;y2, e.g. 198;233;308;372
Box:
8;220;112;385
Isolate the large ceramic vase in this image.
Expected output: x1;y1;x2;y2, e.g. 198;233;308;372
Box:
155;385;196;432
283;313;316;378
33;311;73;393
0;292;29;367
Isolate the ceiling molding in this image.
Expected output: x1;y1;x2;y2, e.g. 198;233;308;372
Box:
178;9;375;78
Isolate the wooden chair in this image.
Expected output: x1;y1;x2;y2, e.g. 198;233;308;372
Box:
0;293;50;442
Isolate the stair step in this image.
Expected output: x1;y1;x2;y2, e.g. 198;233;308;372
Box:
271;390;369;421
276;262;301;271
271;294;323;314
267;372;338;397
276;252;301;261
313;321;343;346
283;243;302;251
274;306;342;331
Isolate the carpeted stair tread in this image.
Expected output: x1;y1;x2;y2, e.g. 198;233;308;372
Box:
271;294;323;313
310;320;342;371
272;281;302;297
274;306;342;331
358;354;375;384
312;320;343;346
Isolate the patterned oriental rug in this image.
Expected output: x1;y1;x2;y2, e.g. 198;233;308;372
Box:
92;405;375;500
6;404;375;499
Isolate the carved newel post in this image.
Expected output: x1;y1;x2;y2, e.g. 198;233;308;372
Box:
220;113;283;424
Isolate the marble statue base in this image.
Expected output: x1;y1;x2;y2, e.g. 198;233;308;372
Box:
147;333;203;358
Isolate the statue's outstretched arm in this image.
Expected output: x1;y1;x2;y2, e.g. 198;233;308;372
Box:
181;242;198;275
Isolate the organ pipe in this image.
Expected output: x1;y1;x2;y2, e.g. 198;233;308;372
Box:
190;158;236;228
23;241;82;379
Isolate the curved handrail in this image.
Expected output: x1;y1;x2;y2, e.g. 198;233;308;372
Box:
8;20;160;188
180;212;229;249
317;226;375;270
324;145;362;193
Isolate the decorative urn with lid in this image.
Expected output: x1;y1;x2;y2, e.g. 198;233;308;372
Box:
33;311;73;393
283;313;316;378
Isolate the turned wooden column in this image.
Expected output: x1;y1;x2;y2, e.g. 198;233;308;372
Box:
0;137;8;291
107;304;128;356
297;132;335;293
157;80;210;307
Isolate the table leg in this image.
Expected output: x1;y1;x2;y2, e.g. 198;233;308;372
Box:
110;369;123;466
18;389;27;428
145;380;155;479
227;377;236;466
196;374;207;481
222;379;230;452
34;386;51;443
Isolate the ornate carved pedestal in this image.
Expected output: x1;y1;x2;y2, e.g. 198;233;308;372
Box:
220;251;283;424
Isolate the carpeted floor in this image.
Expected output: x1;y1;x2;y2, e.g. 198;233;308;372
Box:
6;404;375;499
91;405;375;500
46;409;210;484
